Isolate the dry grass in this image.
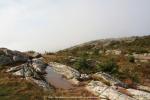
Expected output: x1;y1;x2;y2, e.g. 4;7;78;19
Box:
0;69;98;100
0;70;50;100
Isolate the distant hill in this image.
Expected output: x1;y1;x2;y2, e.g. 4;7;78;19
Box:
58;35;150;55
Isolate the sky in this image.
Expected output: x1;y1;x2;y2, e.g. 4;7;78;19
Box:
0;0;150;52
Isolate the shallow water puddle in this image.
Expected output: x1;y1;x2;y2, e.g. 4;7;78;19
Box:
45;67;73;89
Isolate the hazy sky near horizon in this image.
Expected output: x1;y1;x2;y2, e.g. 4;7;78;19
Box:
0;0;150;52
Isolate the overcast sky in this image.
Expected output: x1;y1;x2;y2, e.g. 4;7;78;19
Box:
0;0;150;52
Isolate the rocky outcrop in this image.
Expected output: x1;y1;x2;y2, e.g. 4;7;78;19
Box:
137;85;150;93
86;76;150;100
0;55;13;66
27;77;51;90
6;58;51;90
0;48;29;66
127;89;150;100
105;50;122;55
49;62;80;79
93;72;128;88
49;62;80;85
86;81;135;100
32;58;47;73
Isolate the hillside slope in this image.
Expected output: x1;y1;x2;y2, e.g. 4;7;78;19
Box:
44;35;150;86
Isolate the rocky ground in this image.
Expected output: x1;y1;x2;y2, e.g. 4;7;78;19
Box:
0;48;150;100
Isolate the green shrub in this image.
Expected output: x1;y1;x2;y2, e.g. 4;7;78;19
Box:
97;59;119;74
128;48;149;54
73;57;89;73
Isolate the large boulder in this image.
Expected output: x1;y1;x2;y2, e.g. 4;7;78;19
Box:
13;55;28;62
0;55;13;66
0;48;29;66
32;58;48;73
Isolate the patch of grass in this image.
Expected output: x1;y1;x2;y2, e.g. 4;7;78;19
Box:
96;59;119;75
0;70;50;100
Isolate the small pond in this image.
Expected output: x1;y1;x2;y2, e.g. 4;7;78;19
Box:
45;67;73;89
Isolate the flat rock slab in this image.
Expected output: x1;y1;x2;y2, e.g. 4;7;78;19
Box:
86;81;136;100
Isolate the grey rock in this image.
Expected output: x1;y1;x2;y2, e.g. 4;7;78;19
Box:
13;55;28;62
49;62;80;79
6;65;23;72
32;58;47;73
127;89;150;100
93;72;128;88
49;62;80;85
2;48;14;56
137;85;150;93
0;48;29;65
86;81;136;100
8;63;33;77
79;74;90;80
6;60;50;89
0;55;12;66
26;77;51;90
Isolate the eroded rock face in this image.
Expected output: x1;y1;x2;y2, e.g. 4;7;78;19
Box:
0;48;29;66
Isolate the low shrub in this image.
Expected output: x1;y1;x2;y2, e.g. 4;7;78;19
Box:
73;57;90;73
96;59;119;75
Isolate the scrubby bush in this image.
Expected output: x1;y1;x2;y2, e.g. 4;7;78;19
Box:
96;59;119;74
73;57;90;73
128;48;149;54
